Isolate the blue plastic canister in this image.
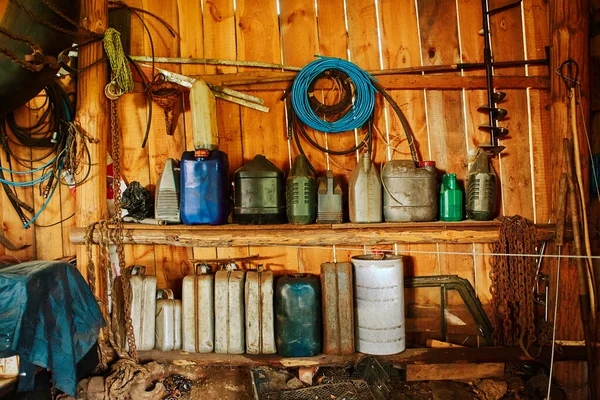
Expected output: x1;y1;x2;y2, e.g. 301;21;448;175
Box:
180;150;229;225
275;274;322;357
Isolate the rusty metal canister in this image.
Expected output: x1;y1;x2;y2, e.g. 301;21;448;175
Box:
320;262;354;355
215;263;246;354
245;265;276;354
155;289;182;351
112;266;157;351
352;255;405;355
382;160;437;222
182;264;214;353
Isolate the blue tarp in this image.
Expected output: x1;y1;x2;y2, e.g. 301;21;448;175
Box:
0;261;105;397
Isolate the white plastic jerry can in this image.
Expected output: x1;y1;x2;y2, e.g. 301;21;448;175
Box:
245;265;276;354
128;266;157;351
215;262;246;354
182;264;215;353
155;289;182;351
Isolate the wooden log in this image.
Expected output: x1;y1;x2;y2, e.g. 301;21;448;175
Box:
69;222;560;247
406;363;505;382
75;0;109;280
426;339;465;348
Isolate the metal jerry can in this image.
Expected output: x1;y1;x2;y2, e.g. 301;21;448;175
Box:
381;160;438;222
320;263;354;355
215;262;246;354
122;266;157;351
275;274;322;357
155;289;182;351
182;264;215;353
245;265;276;354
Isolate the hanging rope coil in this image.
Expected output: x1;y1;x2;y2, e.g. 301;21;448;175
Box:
103;27;134;93
291;56;376;133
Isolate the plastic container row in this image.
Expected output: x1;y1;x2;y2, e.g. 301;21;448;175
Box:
155;151;496;226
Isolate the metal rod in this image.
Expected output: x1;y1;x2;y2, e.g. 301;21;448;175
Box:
129;56;302;71
208;84;265;104
213;92;270;113
481;0;497;147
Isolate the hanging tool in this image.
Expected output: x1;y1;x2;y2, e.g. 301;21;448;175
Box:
477;0;523;155
558;60;596;307
547;173;568;400
564;138;597;400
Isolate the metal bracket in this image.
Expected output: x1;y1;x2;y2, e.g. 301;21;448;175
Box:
405;275;494;346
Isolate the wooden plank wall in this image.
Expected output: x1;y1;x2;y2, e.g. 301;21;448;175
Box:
1;0;565;347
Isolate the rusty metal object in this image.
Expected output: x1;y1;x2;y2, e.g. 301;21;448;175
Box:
320;262;354;355
150;79;181;136
0;231;29;251
0;0;80;116
489;216;538;351
245;265;276;354
405;275;493;346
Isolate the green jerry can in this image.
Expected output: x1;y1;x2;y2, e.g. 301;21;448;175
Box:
440;173;463;221
275;274;322;357
234;154;287;224
286;155;316;224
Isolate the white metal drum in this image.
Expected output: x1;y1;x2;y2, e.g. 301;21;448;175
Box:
351;255;405;355
215;263;246;354
182;264;214;353
155;289;182;351
245;265;275;354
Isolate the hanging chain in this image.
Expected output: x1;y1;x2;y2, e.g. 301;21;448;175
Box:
111;99;138;361
490;216;539;355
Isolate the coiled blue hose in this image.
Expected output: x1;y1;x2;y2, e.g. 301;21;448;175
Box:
291;56;376;133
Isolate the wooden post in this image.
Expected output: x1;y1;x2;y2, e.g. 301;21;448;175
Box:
75;0;109;280
550;0;591;398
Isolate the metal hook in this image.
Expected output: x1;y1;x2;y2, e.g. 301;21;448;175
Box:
557;59;579;91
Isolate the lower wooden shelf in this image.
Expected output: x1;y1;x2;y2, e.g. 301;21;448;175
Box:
70;221;559;248
137;345;585;367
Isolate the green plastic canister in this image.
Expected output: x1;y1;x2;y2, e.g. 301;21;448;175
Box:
286;155;316;224
440;173;463;221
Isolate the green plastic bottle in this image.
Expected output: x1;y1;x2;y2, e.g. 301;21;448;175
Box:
286;155;316;224
440;174;463;221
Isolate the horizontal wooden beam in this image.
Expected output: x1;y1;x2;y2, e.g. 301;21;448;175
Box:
136;346;586;367
69;222;558;248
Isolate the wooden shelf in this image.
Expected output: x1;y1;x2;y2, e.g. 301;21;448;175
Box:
70;221;558;248
137;345;584;367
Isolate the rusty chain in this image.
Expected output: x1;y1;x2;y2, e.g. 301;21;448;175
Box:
8;0;101;38
111;98;138;361
490;216;540;356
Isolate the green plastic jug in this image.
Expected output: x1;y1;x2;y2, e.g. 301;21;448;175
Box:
286;155;316;224
440;174;463;221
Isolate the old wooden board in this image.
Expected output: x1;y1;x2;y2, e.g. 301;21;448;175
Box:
406;363;505;381
135;345;586;366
